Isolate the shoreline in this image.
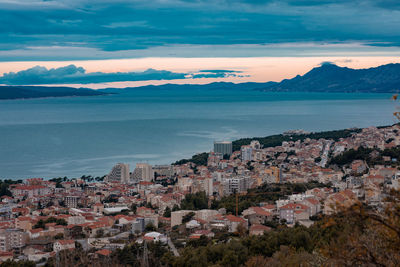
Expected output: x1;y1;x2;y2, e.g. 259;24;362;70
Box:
1;123;396;181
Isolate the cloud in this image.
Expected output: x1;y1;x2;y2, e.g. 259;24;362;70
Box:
0;65;241;85
318;61;335;66
0;0;400;60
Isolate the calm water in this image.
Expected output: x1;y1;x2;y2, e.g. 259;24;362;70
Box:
0;88;396;179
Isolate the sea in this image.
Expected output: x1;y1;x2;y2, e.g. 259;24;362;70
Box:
0;88;396;179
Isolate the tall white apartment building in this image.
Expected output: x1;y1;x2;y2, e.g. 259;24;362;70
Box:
241;145;253;161
106;163;130;183
223;176;251;195
132;163;154;182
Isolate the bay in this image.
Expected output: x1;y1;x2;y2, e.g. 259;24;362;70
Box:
0;88;396;179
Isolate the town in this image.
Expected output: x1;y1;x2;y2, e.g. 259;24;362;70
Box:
0;124;400;265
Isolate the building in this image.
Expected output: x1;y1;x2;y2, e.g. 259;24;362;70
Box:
132;163;154;182
249;224;271;236
223;176;251;195
106;163;130;183
250;140;261;150
64;196;80;208
153;165;173;178
0;229;28;252
10;185;51;198
53;240;75;252
214;141;232;156
241;145;253;161
132;218;145;234
171;210;194;227
279;203;310;224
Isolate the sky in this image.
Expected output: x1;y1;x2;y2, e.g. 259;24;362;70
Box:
1;0;400;88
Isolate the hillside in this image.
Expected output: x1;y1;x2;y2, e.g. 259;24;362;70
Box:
0;85;108;100
99;81;277;93
259;62;400;93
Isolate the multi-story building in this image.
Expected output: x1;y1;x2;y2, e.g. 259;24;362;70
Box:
10;185;51;198
106;163;130;183
0;229;28;252
53;240;75;252
250;140;261;149
152;165;173;178
223;176;251;195
64;196;80;208
241;145;253;161
214;141;232;156
132;163;154;182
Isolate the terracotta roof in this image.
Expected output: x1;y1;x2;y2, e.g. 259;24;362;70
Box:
30;228;43;234
305;198;319;205
56;240;75;245
225;215;246;223
96;249;112;256
0;251;13;256
250;224;271;232
250;207;272;216
280;203;309;211
13;185;47;190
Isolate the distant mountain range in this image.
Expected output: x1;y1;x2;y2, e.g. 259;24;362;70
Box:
1;63;400;99
102;62;400;94
99;81;276;93
0;85;107;100
260;62;400;93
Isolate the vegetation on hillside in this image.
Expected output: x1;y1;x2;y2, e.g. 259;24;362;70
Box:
232;128;361;151
0;179;23;197
33;217;67;229
173;152;209;166
329;145;400;167
179;192;209;210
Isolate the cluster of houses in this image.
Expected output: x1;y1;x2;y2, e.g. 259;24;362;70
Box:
0;125;400;263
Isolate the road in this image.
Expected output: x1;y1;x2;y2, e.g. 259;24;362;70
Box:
167;237;180;257
320;141;333;167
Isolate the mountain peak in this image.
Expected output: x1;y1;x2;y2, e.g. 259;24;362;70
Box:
264;62;400;93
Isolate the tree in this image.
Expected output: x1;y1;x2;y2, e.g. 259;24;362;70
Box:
163;206;171;218
145;222;156;232
95;229;104;238
180;191;208;210
182;212;195;223
130;203;137;213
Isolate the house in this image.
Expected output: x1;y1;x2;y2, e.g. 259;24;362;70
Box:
279;203;310;224
136;207;155;217
225;215;247;232
28;251;54;262
93;203;104;214
53;240;75;252
0;251;13;262
324;190;357;215
192;230;215;238
96;249;112;258
114;215;136;225
249;224;271;236
28;228;43;239
64;225;84;239
15;217;34;231
301;198;321;216
242;207;272;224
143;232;167;243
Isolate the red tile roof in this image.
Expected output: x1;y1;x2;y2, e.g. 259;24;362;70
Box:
96;249;112;256
225;215;246;223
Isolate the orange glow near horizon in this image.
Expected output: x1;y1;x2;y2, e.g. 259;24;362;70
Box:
1;56;400;89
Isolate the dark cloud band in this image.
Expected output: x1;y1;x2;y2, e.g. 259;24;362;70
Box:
0;65;241;85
